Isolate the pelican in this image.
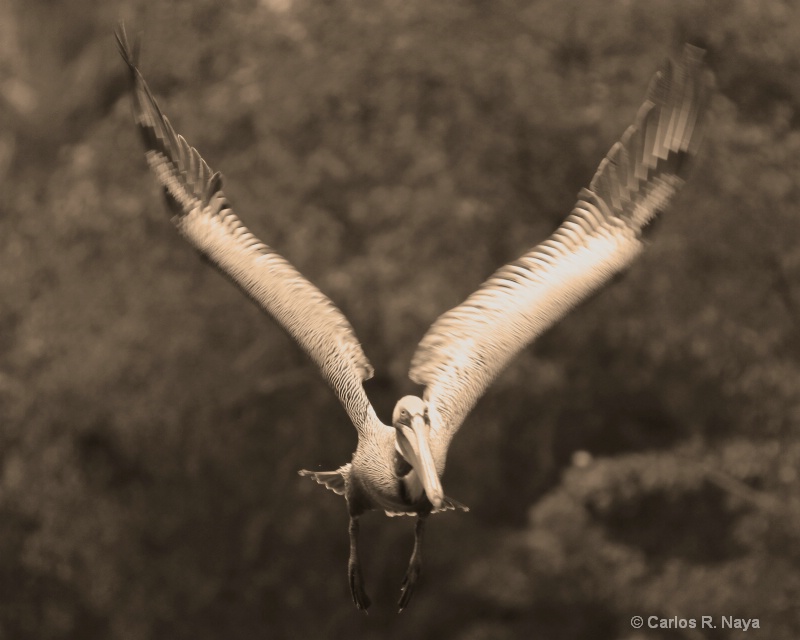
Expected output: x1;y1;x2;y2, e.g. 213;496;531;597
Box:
116;26;706;611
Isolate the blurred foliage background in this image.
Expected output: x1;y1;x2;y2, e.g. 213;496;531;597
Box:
2;0;800;638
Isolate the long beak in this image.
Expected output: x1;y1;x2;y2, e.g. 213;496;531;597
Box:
400;415;444;509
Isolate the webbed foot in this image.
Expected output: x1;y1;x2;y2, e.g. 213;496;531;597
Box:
398;558;421;612
348;559;371;611
398;515;427;612
347;516;370;612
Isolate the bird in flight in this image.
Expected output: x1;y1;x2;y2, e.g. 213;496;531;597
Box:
116;25;706;612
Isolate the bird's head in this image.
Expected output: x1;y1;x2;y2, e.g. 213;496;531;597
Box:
392;395;443;509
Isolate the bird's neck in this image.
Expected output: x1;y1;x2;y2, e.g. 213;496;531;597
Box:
394;448;425;504
401;470;425;504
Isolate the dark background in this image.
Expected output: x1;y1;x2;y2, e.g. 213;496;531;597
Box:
2;0;799;638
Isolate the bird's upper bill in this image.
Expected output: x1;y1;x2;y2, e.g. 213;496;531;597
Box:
393;396;444;509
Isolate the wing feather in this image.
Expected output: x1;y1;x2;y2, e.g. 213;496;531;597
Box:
410;45;707;469
116;26;378;435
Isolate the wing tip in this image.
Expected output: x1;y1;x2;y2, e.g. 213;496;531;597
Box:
114;22;141;78
117;26;225;214
584;42;708;231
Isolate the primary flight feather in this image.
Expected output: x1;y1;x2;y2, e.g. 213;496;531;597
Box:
117;24;706;612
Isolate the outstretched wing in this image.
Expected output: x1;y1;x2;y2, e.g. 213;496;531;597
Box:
410;45;707;468
116;26;379;435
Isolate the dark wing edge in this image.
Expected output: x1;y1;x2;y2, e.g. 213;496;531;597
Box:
409;45;708;466
115;25;377;432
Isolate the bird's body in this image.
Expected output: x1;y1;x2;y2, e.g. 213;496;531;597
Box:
116;26;707;611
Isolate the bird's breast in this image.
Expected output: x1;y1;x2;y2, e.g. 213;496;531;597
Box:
349;451;423;515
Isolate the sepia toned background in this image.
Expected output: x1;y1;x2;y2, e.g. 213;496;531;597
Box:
2;0;799;638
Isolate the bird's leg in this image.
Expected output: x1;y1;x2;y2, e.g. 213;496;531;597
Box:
348;515;371;612
398;515;427;612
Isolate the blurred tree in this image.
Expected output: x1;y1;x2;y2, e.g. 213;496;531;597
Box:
1;0;799;638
